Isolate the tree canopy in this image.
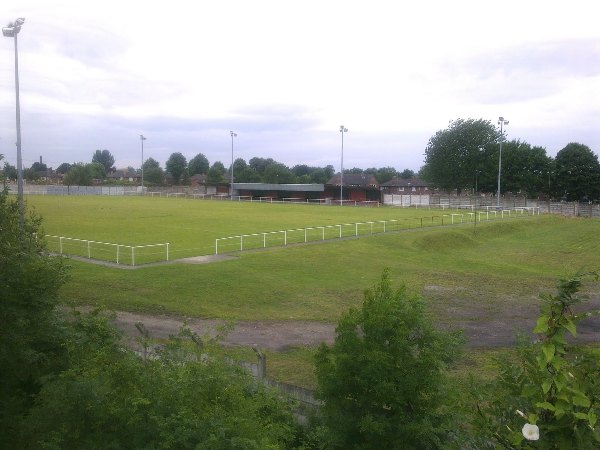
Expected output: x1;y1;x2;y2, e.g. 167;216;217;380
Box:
92;149;115;174
165;152;187;184
188;153;210;175
552;142;600;201
421;118;499;192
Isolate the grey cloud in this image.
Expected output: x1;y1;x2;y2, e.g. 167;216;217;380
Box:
450;38;599;103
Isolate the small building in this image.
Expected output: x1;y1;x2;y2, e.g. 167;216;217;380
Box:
234;183;325;201
325;173;380;202
107;169;140;183
380;176;432;195
380;177;432;206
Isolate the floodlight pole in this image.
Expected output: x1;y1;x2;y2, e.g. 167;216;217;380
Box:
230;131;237;199
496;117;509;208
140;134;146;192
3;18;25;228
339;125;348;205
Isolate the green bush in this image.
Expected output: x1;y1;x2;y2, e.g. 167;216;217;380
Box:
472;272;600;449
314;269;464;449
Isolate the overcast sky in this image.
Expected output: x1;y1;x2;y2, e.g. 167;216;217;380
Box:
1;0;598;173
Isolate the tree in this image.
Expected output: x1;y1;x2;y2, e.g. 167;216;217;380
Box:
262;162;296;184
249;157;275;175
3;162;17;181
24;167;40;181
188;153;210;175
143;158;164;185
92;149;115;175
373;167;398;184
64;163;93;186
232;157;248;175
315;269;463;449
399;169;415;179
308;167;331;184
421;118;498;192
477;139;552;196
56;163;72;174
143;157;161;170
552;143;600;201
235;166;262;183
207;161;226;183
165;153;187;185
30;161;47;174
88;162;105;180
0;190;68;447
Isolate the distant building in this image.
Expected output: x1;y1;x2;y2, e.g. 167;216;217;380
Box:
107;169;140;183
324;173;380;202
380;176;432;195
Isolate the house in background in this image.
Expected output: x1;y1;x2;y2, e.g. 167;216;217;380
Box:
380;176;432;195
107;169;140;183
380;176;432;206
324;173;380;202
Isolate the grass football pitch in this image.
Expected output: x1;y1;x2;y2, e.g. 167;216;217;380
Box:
25;195;600;387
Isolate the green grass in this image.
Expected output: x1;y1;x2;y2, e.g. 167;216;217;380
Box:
27;195;503;261
25;196;600;387
56;214;599;323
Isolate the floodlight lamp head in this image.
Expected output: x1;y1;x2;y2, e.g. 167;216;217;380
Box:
16;18;25;25
2;27;15;37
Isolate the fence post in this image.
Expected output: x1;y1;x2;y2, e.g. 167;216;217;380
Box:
355;223;358;236
263;233;266;248
304;228;307;243
116;245;120;264
284;230;287;246
240;236;243;252
87;240;91;258
215;239;219;255
60;236;63;254
132;246;135;266
166;243;169;261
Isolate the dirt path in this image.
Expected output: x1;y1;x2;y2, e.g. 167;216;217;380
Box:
110;307;600;351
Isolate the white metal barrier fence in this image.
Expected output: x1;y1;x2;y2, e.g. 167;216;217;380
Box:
45;235;169;266
214;207;541;254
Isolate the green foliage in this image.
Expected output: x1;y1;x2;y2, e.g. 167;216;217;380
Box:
472;272;600;449
314;269;464;449
188;153;210;175
92;149;115;174
207;161;226;183
21;312;300;449
165;152;188;184
422;118;498;193
3;161;18;180
0;190;301;449
477;140;552;196
56;162;72;174
65;163;92;185
0;190;68;447
553;143;600;201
